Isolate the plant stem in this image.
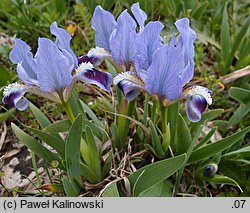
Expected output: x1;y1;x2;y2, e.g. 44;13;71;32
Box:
58;90;75;123
116;99;129;150
161;105;170;152
116;98;136;150
62;101;75;123
142;94;149;126
161;105;168;134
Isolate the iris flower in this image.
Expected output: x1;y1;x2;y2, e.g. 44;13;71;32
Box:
114;18;212;122
91;2;153;71
2;22;112;111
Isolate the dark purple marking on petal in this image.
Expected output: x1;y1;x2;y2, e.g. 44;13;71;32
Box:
207;88;212;96
186;95;207;122
78;55;95;65
77;55;104;67
117;80;140;101
2;89;29;111
77;68;112;92
2;92;18;107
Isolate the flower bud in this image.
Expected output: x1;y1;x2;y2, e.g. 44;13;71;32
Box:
203;164;218;178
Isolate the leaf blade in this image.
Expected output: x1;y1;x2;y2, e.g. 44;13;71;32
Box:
188;126;250;163
128;154;186;196
65;114;83;194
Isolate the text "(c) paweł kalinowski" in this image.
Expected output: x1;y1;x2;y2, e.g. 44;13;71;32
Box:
20;200;104;209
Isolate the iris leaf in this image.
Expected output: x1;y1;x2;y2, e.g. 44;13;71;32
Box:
128;154;186;196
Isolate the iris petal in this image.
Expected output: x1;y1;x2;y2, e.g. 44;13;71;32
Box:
9;38;37;81
2;83;29;111
134;21;164;81
131;2;147;30
175;18;197;86
145;45;183;101
78;47;110;67
17;63;39;86
50;21;78;69
185;95;207;122
75;62;112;92
184;85;212;122
87;47;110;67
117;81;140;101
114;71;145;101
78;55;93;66
184;85;213;105
35;38;73;93
91;6;117;52
109;10;137;67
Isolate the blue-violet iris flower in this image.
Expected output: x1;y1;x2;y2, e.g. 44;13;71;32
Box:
91;2;153;71
107;12;212;122
2;21;112;111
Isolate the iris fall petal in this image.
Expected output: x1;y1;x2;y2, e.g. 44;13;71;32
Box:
185;95;207;122
114;71;145;101
2;83;29;111
78;47;110;67
184;85;212;122
75;62;112;92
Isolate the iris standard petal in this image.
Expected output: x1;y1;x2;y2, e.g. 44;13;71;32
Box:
109;10;137;67
2;83;29;111
91;6;117;52
145;45;183;101
114;71;145;101
175;18;197;86
75;62;112;92
17;63;39;86
50;21;78;68
35;38;73;93
185;95;207;122
9;38;37;81
17;62;39;86
131;2;147;30
134;21;164;81
78;47;111;67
